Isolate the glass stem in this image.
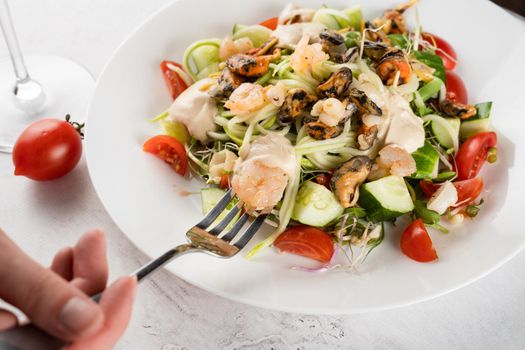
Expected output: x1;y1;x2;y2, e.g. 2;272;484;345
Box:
0;0;30;83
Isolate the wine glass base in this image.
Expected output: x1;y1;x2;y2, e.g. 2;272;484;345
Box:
0;55;95;153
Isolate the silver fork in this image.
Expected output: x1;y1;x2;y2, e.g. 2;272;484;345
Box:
0;189;266;350
91;188;266;301
115;189;265;285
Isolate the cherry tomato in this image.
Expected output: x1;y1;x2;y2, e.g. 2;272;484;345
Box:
419;178;484;206
219;174;230;189
456;132;497;180
421;32;457;71
259;17;278;30
160;60;188;100
274;225;334;263
400;219;438;263
13;118;82;181
143;135;188;176
419;180;438;199
445;71;468;104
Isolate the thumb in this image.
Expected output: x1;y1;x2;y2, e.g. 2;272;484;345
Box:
0;229;104;341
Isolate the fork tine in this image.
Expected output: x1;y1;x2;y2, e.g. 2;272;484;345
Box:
220;212;249;242
195;188;234;229
208;203;241;235
233;214;267;249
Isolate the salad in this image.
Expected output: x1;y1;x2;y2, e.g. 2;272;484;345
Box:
144;0;498;268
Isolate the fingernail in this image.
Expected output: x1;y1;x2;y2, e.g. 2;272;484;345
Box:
59;297;103;336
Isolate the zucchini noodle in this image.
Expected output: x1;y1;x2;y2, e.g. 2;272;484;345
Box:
183;39;222;81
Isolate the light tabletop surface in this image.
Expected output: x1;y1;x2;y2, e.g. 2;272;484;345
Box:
1;1;524;349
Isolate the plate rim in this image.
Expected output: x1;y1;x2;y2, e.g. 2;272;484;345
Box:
85;0;525;314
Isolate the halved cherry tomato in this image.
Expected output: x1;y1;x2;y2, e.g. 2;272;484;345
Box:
219;174;230;189
259;17;278;30
143;135;188;176
421;32;457;71
274;225;334;263
160;60;188;100
445;71;468;104
419;178;484;206
13;118;82;181
456;132;497;180
419;180;438;199
400;219;438;263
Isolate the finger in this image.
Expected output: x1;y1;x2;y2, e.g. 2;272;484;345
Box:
50;247;74;280
66;276;137;350
0;309;17;331
0;229;104;341
70;229;108;296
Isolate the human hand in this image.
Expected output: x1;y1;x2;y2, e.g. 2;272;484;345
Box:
0;229;136;349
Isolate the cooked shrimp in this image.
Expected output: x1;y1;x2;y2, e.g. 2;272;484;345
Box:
231;134;296;212
220;36;254;61
224;83;266;116
290;34;329;76
264;82;287;107
208;150;238;183
232;161;288;212
311;98;346;126
368;144;416;180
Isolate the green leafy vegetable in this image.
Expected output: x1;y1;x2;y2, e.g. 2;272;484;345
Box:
413;200;449;233
388;34;409;49
412;51;446;82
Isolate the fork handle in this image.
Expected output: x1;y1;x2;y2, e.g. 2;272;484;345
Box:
0;244;195;350
92;243;193;303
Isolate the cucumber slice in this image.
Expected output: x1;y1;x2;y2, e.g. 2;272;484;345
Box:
183;39;222;81
232;25;271;48
161;120;190;144
232;23;248;35
191;45;220;72
201;188;240;229
460;119;491;140
431;117;460;149
291;181;344;227
411;141;440;179
312;9;341;29
343;5;363;30
460;102;492;139
358;176;414;222
417;78;443;102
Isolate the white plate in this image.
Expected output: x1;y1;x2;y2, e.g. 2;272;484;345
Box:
86;0;525;314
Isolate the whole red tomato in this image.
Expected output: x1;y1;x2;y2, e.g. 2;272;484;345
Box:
13;118;83;181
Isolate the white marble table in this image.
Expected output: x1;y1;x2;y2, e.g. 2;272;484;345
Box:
1;1;524;349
